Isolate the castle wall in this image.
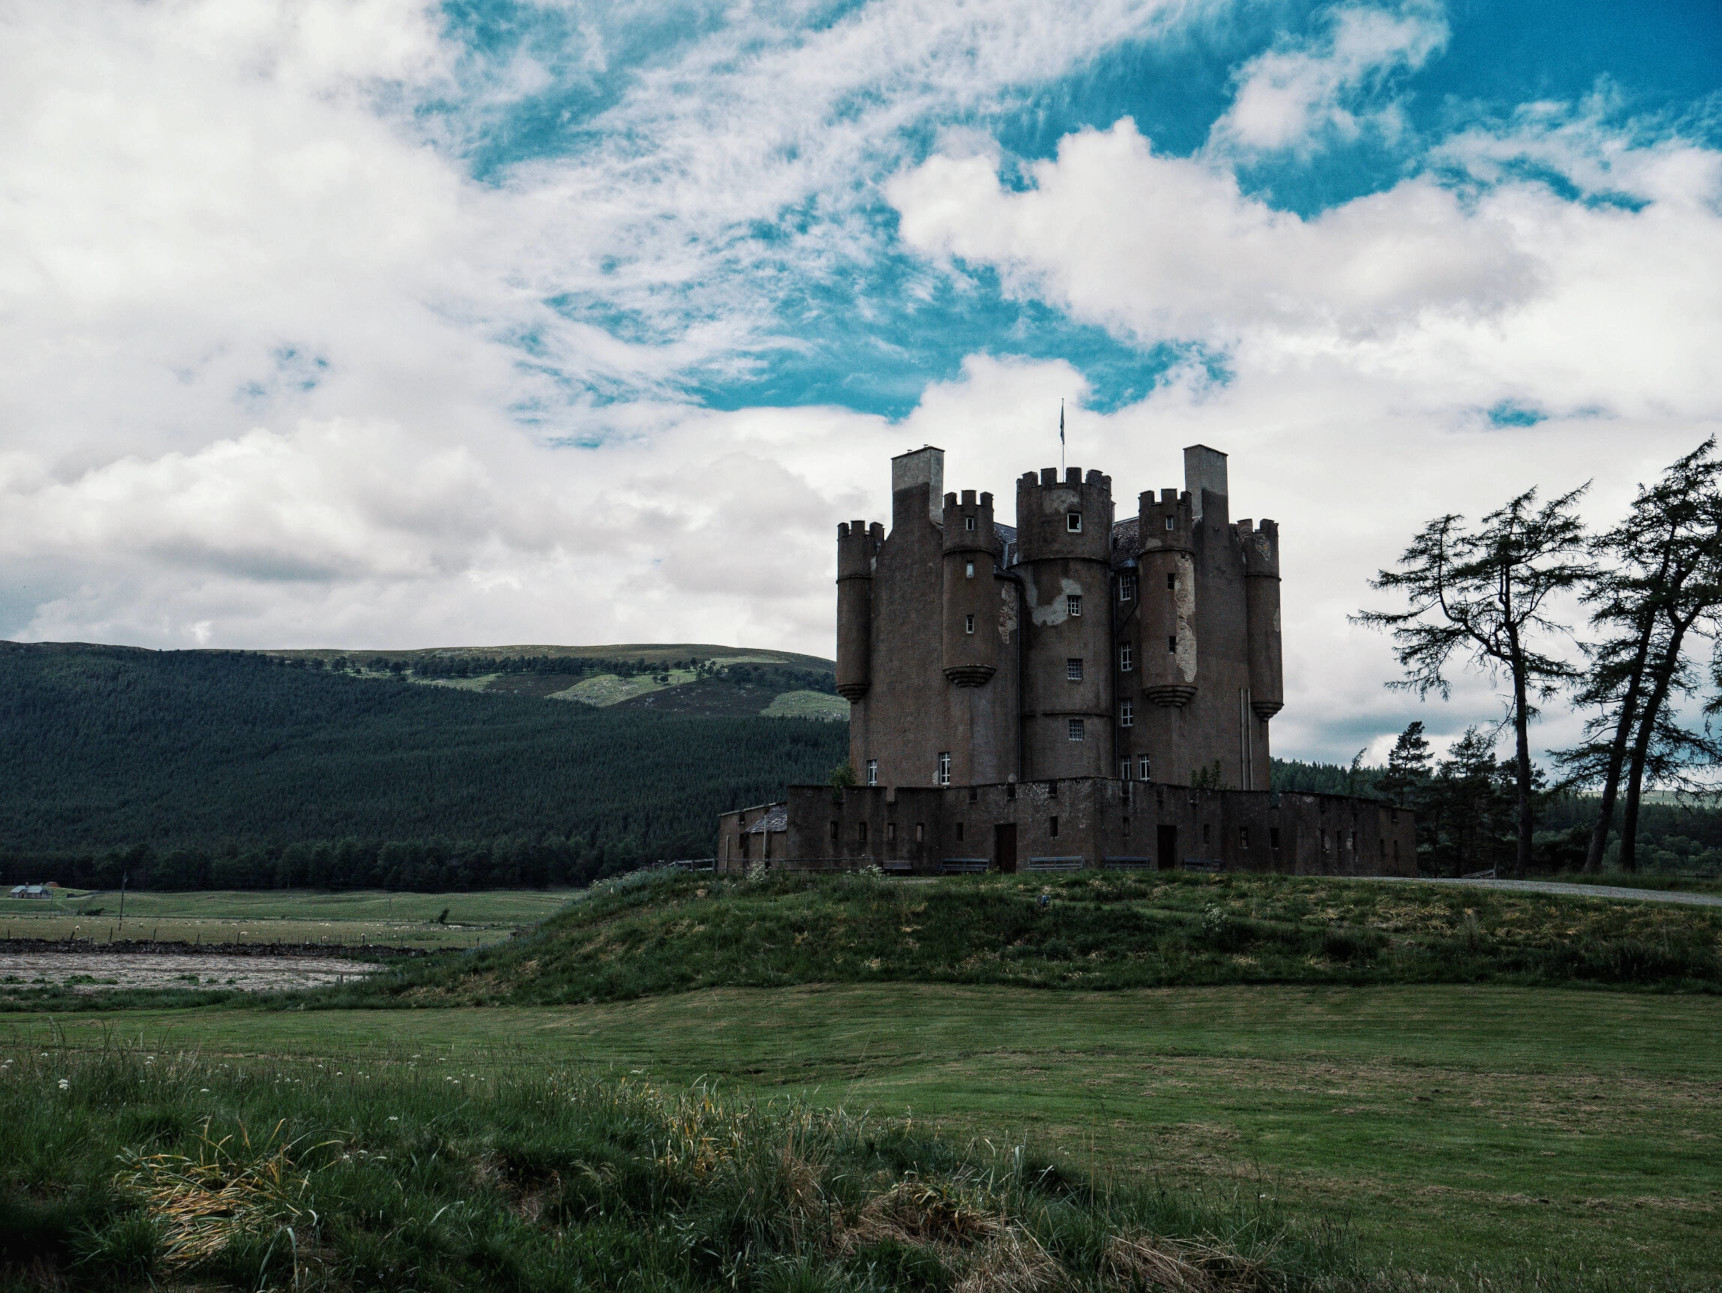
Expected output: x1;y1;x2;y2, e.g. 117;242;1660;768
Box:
774;781;1416;878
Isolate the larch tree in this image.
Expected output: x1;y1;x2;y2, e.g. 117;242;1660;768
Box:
1355;486;1591;876
1562;440;1722;871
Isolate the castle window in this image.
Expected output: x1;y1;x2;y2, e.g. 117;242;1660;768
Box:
955;821;965;841
1138;754;1150;780
1321;830;1330;853
1120;760;1130;780
1066;657;1083;681
1240;826;1250;848
1048;779;1058;797
1067;718;1085;742
887;822;897;845
1067;511;1082;533
937;751;951;786
968;786;978;802
1123;815;1131;833
1164;516;1175;530
1168;635;1177;653
1120;643;1133;672
965;614;975;635
1203;823;1211;845
829;820;839;843
1271;827;1282;850
916;822;925;842
1167;572;1176;589
1067;595;1082;617
1119;700;1133;727
1119;574;1136;601
964;515;976;531
965;560;975;578
866;759;877;786
858;822;868;848
1049;815;1060;837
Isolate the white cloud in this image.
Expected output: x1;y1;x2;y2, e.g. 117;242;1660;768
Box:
1208;2;1448;155
889;117;1722;419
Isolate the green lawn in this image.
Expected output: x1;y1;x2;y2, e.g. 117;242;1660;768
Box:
0;889;576;950
15;982;1720;1285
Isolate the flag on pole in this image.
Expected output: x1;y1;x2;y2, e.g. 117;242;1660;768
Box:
1059;400;1065;445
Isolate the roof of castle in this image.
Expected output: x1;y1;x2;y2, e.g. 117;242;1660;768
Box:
745;804;788;834
1110;516;1139;568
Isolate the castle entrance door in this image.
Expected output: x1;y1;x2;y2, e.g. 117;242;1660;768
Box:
1156;824;1177;871
994;823;1017;874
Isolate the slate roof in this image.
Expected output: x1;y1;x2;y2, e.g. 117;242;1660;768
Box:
745;804;789;834
1110;516;1139;568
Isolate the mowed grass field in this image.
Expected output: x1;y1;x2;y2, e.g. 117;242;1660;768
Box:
16;982;1721;1285
0;889;575;950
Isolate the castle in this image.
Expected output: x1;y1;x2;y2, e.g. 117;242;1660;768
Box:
717;445;1414;877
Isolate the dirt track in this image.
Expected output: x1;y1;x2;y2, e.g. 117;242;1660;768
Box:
0;951;383;992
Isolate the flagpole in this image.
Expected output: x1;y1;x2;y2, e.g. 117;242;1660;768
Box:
1059;399;1065;474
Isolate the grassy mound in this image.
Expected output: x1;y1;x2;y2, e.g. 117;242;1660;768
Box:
341;869;1722;1009
2;1046;1342;1292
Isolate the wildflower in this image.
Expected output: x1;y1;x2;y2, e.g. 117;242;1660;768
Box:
387;1115;399;1121
199;1087;210;1093
57;1078;70;1091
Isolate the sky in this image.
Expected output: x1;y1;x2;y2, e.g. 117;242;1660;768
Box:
2;0;1720;764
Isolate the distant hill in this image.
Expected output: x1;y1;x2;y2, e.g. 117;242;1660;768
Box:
0;641;849;889
260;643;849;721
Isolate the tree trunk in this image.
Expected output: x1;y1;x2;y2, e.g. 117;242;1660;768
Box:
1619;622;1692;872
1513;665;1533;878
1585;639;1652;872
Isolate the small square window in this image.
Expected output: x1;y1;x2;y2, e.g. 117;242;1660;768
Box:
937;751;951;786
1067;595;1082;618
1119;574;1136;601
1066;657;1083;681
964;515;976;531
964;614;975;635
1067;511;1082;532
1119;700;1133;727
1138;754;1150;780
866;758;877;786
1067;718;1085;742
1049;814;1060;837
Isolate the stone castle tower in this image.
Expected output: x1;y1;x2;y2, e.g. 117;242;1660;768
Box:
836;444;1283;792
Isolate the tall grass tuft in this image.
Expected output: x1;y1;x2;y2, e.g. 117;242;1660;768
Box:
0;1042;1351;1292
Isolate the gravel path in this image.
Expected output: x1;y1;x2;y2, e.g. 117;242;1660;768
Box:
1365;876;1722;907
0;951;384;992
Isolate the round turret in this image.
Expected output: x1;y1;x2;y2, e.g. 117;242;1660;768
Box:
835;520;881;701
942;489;1000;687
1137;488;1197;707
1016;468;1115;779
1242;518;1283;720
